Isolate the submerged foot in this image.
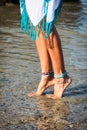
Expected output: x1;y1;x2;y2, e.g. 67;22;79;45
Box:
46;75;72;99
28;76;54;97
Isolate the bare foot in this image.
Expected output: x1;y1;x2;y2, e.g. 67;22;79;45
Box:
46;76;72;99
28;76;54;97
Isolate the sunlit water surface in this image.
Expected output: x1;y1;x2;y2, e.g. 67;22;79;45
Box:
0;1;87;130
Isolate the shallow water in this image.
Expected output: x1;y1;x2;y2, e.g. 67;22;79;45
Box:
0;1;87;130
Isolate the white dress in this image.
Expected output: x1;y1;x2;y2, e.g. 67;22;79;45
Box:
19;0;63;40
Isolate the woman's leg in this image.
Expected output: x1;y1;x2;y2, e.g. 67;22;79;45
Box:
36;32;52;73
28;32;54;97
47;27;72;99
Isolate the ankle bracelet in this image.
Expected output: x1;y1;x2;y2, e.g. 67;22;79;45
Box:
54;71;67;79
42;72;54;77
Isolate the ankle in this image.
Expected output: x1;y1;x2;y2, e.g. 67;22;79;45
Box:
54;77;65;83
41;71;54;77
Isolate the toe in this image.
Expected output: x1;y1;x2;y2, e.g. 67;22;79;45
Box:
46;94;59;99
28;92;36;97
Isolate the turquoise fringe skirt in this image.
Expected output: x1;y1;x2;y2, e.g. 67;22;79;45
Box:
19;0;63;40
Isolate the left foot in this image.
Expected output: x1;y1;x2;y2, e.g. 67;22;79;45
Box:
28;76;54;97
46;75;72;99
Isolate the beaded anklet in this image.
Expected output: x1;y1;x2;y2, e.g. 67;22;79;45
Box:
54;71;67;79
42;72;54;77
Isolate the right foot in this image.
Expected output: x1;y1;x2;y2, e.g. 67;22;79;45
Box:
28;76;54;97
46;75;72;99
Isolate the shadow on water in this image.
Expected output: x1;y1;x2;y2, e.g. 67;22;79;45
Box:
0;1;87;130
65;84;87;97
45;84;87;97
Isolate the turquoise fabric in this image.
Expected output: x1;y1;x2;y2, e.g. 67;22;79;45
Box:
19;0;63;40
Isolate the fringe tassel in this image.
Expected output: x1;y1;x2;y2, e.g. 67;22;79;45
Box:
45;0;63;39
54;0;63;21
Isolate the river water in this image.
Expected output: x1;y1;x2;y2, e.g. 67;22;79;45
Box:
0;1;87;130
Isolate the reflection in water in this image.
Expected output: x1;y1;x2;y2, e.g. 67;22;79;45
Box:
37;97;70;130
0;1;87;130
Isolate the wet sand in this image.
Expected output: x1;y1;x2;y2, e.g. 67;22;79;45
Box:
0;3;87;130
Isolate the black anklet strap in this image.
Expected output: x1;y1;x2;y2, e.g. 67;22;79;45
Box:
42;72;54;77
